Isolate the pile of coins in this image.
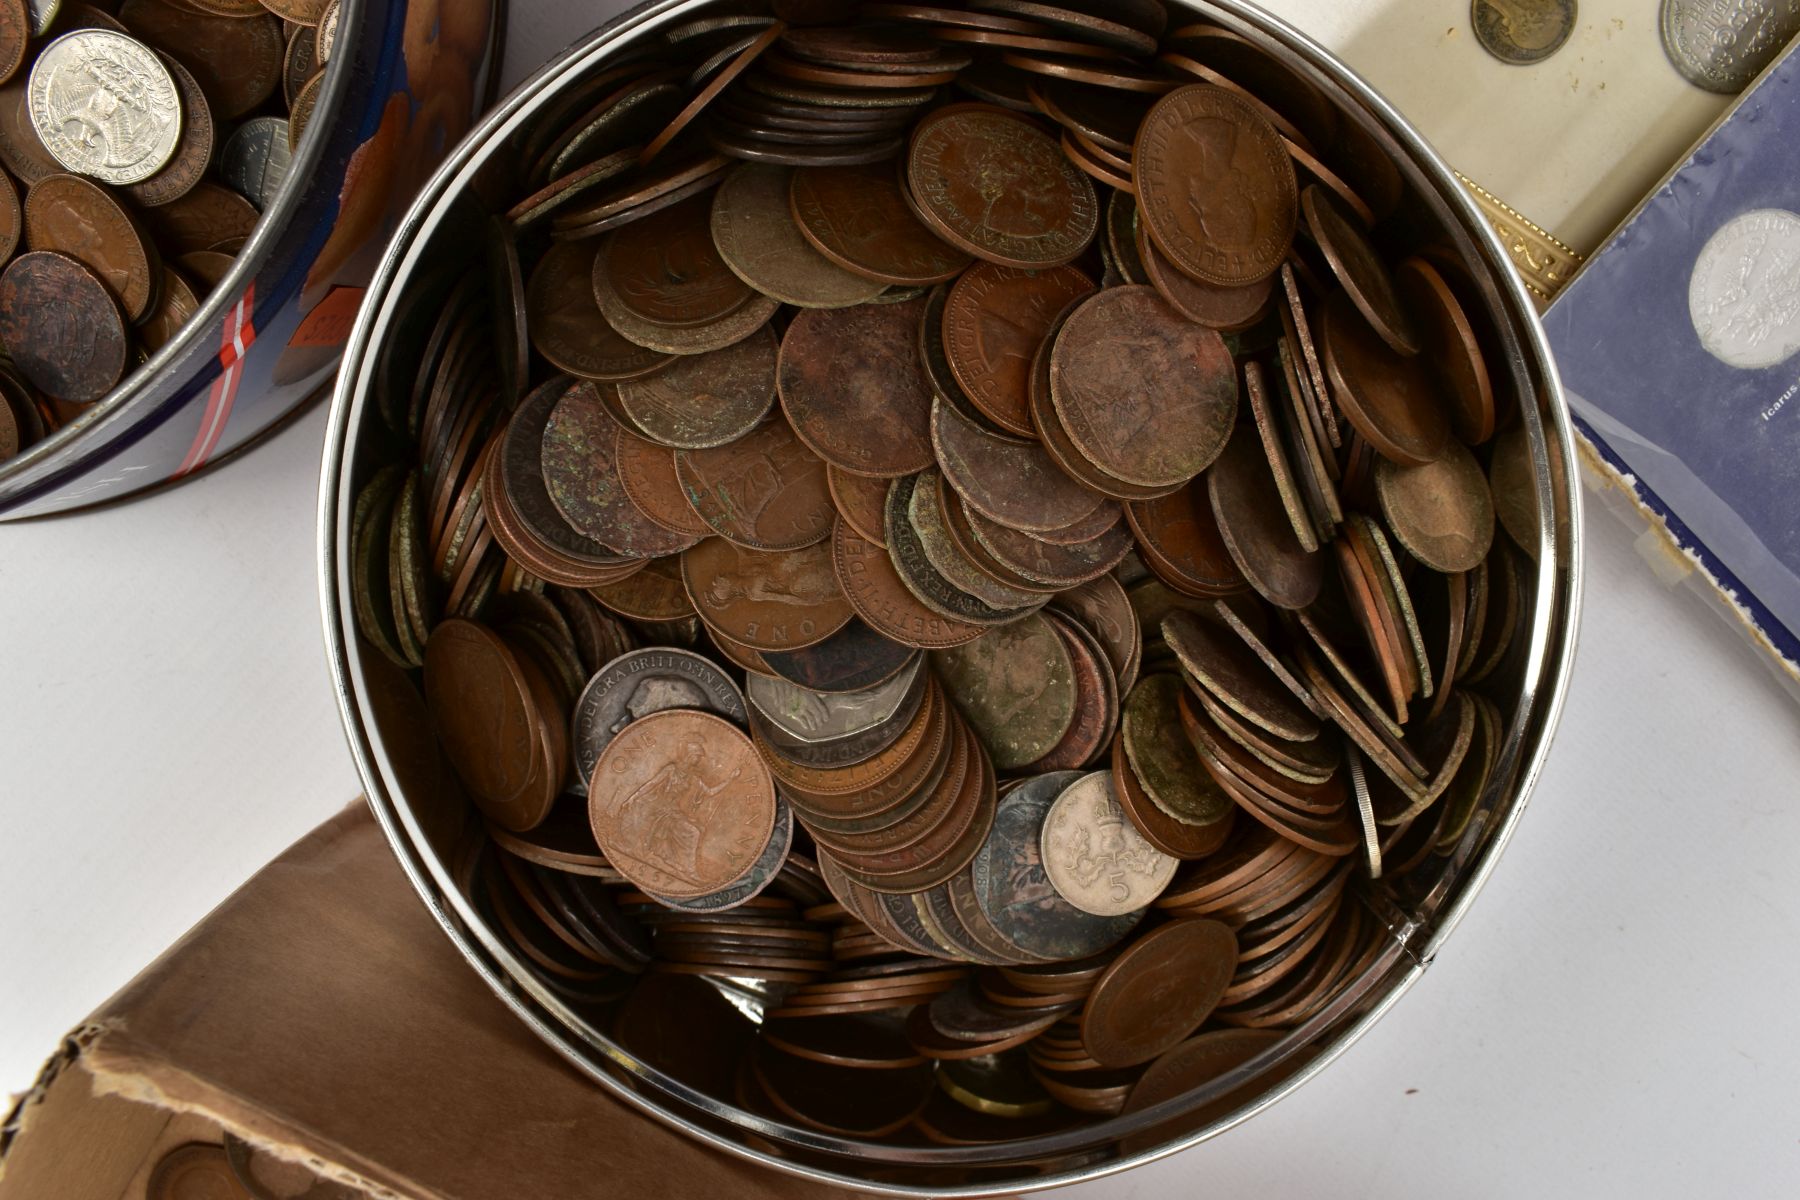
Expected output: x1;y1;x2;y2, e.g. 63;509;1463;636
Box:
356;0;1538;1144
0;0;338;461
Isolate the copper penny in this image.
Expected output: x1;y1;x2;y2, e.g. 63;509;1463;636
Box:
1111;735;1232;859
525;240;673;382
1206;422;1323;610
1303;184;1418;356
709;162;887;308
963;500;1133;588
596;192;754;327
0;1;23;87
1049;286;1237;488
1396;255;1494;445
827;463;889;546
589;709;777;899
1125;478;1246;598
778;296;936;477
1162;608;1319;743
586;556;695;622
1321;288;1449;468
789;160;971;285
1026;614;1118;772
137;264;200;353
616;324;777;449
119;0;282;120
0;250;126;401
25;173;156;320
122;53;212;209
906;102;1099;267
0;167;17;262
832;518;985;649
551;150;732;239
423;619;554;832
539;381;700;558
673;413;834;551
682;535;854;651
1374;441;1495;574
174;249;232;291
1134;84;1296;287
1080;918;1237;1067
909;468;1056;611
932;396;1105;534
932;611;1077;769
942;259;1094;435
1051;574;1140;690
1135;211;1272;330
613;427;712;537
0;78;55;185
136;180;258;256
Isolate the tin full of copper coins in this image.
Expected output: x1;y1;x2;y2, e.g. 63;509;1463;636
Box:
326;0;1577;1189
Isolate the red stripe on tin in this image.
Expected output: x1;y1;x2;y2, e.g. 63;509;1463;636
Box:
175;283;259;478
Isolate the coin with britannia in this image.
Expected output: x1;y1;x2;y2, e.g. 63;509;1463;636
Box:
28;30;181;186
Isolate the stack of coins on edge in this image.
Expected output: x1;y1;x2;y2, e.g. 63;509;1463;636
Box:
0;0;340;462
357;0;1540;1144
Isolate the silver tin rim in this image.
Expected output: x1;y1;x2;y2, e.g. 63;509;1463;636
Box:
319;1;1583;1193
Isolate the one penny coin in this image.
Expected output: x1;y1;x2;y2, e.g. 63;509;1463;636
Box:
1375;441;1496;574
525;240;673;382
789;160;970;285
931;612;1077;769
1206;422;1323;610
682;535;854;651
613;427;713;537
1049;286;1238;488
1134;84;1296;286
931;396;1105;534
423;619;552;832
118;0;283;120
1397;255;1494;445
942;259;1094;435
674;413;835;550
1321;288;1450;468
616;324;778;448
709;161;887;307
25;173;157;320
589;709;777;899
1080;918;1238;1067
778;296;936;477
0;250;127;401
1303;184;1418;356
832;518;986;649
906;102;1099;268
595;192;754;327
539;382;700;558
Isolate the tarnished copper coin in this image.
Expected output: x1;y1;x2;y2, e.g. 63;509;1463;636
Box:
118;0;282;120
931;612;1077;769
614;427;713;538
1118;1027;1284;1152
1162;609;1319;743
25;173;156;320
0;249;126;401
0;167;19;263
121;53;212;209
596;192;755;327
932;396;1106;535
1397;255;1494;445
789;160;971;285
682;535;854;651
1122;673;1235;827
616;324;778;449
1134;84;1297;287
906;102;1098;267
674;412;835;550
1206;422;1323;610
540;382;701;558
1322;288;1450;468
1375;441;1496;574
1080;918;1237;1067
1125;478;1246;598
778;295;936;477
827;463;890;546
589;709;777;899
942;259;1094;436
525;240;673;382
710;162;887;308
1049;286;1237;488
832;518;985;649
135;179;257;256
1303;184;1418;356
1135;208;1272;330
423;619;553;832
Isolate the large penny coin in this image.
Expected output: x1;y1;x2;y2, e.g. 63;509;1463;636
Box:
682;535;854;651
1321;288;1449;467
674;413;836;550
0;249;126;401
1134;84;1296;287
423;619;551;832
1049;286;1237;488
1080;917;1238;1066
906;102;1099;268
778;295;937;477
931;612;1077;768
789;160;970;285
589;709;776;899
24;172;156;319
941;259;1094;435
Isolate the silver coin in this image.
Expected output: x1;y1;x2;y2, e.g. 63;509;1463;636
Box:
1038;771;1177;917
1660;0;1800;93
746;662;928;769
219;116;292;212
317;0;340;64
27;30;182;185
1689;207;1800;370
28;0;59;38
745;653;923;745
571;648;748;790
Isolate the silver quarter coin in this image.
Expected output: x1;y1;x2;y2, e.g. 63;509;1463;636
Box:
571;648;748;791
1689;207;1800;370
27;30;182;185
1039;771;1177;917
220;117;293;211
745;653;924;745
1660;0;1800;93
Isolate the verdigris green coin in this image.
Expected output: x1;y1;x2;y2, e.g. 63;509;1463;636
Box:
1121;673;1234;827
932;612;1077;771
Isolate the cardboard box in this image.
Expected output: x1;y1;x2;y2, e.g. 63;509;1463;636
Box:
0;805;864;1200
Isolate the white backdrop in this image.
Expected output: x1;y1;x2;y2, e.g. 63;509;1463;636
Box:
3;4;1799;1196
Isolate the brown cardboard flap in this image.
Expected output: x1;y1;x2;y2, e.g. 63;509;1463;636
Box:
3;804;859;1200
